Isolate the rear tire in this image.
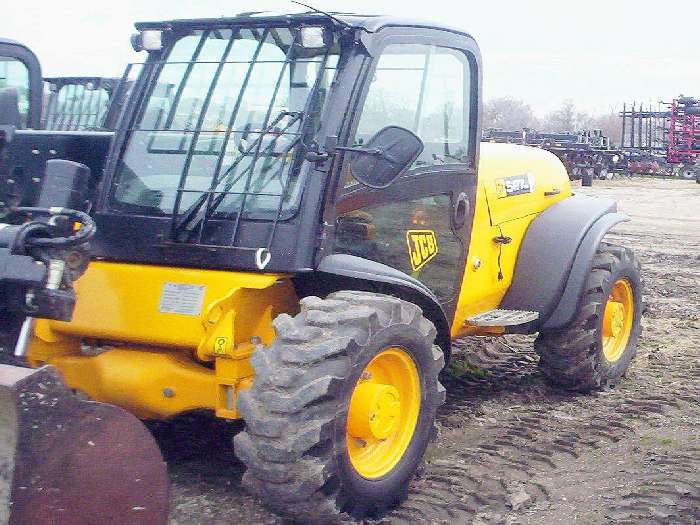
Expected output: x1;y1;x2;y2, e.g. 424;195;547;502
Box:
535;243;642;392
235;291;445;523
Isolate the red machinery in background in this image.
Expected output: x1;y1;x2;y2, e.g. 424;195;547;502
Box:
667;96;700;165
620;95;700;181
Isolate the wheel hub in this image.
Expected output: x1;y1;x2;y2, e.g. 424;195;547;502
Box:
601;279;635;362
348;382;401;440
346;347;421;479
603;301;625;338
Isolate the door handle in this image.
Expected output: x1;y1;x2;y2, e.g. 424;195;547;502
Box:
453;192;470;228
544;188;561;196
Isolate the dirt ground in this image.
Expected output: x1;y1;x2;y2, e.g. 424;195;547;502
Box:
165;178;700;525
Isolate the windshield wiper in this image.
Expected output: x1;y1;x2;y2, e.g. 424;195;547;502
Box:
173;110;303;240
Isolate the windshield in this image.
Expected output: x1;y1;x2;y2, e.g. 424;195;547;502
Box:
111;27;339;226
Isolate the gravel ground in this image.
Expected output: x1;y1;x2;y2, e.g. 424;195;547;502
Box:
166;177;700;525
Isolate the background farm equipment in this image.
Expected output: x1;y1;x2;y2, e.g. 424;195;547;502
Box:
619;96;700;181
482;127;622;185
41;76;129;131
0;37;129;133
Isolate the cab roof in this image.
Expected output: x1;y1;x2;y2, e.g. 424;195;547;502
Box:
134;11;473;40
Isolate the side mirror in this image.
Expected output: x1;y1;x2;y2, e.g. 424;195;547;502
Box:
0;88;21;129
344;126;423;189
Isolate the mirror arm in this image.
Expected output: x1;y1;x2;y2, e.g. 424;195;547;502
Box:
335;146;379;154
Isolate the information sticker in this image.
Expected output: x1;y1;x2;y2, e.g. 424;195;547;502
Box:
159;283;206;316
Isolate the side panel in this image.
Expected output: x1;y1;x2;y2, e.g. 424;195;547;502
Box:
451;186;526;336
480;142;572;224
451;142;571;337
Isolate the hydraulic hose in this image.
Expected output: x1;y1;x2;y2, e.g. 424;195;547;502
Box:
14;207;96;248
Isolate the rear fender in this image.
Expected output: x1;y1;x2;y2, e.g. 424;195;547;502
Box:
501;194;628;331
542;212;628;329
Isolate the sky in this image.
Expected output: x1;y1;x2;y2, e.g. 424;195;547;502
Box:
3;0;699;117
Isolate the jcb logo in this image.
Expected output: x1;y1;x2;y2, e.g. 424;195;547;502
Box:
406;230;439;271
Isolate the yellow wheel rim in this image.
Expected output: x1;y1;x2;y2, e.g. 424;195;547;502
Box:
347;347;421;479
602;279;635;362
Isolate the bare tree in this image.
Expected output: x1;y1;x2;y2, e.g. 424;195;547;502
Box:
578;112;623;147
483;97;538;130
542;99;578;132
484;96;622;145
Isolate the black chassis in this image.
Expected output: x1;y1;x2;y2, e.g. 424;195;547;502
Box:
0;38;43;129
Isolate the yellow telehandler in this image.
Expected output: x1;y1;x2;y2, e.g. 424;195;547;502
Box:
0;11;642;523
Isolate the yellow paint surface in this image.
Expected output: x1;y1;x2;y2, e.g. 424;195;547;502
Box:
27;261;298;419
451;142;572;337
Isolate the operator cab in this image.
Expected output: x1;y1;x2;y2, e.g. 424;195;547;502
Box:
94;12;481;316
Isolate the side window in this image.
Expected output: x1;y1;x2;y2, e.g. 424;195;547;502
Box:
0;57;30;128
351;43;470;182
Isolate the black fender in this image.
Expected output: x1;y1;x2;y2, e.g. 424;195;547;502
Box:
501;194;629;331
297;254;452;362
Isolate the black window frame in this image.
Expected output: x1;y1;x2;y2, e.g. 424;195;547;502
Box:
0;40;42;130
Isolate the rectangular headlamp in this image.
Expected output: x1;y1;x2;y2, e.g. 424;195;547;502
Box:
130;30;163;52
299;26;330;49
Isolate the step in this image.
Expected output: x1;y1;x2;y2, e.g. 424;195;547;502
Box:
467;309;539;327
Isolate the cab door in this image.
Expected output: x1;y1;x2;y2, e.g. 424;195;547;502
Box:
330;28;481;318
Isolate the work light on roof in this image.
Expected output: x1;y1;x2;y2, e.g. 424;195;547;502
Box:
130;30;163;52
299;26;329;48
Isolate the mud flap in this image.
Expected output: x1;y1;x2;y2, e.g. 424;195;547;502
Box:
0;365;169;525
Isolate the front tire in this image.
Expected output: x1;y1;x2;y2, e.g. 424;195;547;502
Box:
235;291;445;522
535;243;642;392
